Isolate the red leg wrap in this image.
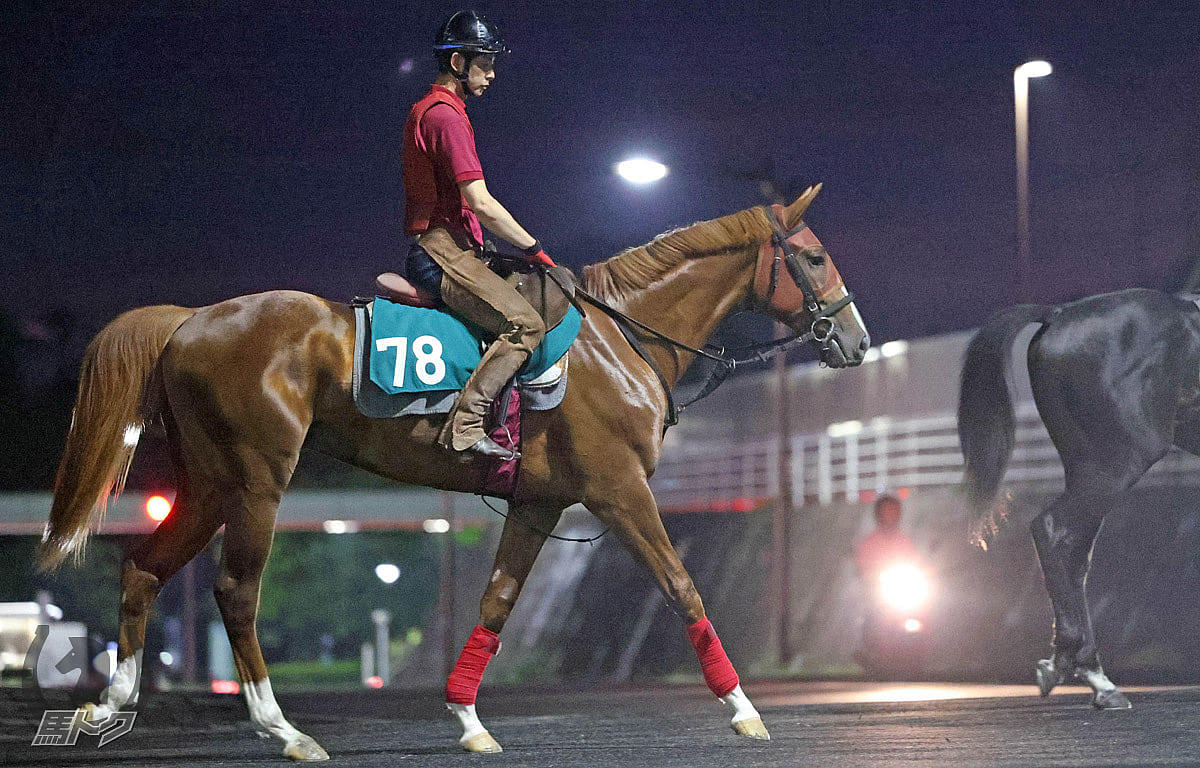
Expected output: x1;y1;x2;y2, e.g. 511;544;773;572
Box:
445;625;501;705
687;617;739;697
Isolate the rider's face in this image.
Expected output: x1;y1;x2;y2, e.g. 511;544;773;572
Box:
456;53;495;97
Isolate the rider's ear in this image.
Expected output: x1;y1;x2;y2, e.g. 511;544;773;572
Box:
450;51;464;75
784;183;822;229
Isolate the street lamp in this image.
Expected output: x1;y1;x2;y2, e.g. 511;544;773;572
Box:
616;157;668;185
1014;60;1052;302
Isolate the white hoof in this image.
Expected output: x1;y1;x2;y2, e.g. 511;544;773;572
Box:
720;685;769;740
283;733;330;761
81;702;114;723
732;716;771;740
461;731;503;753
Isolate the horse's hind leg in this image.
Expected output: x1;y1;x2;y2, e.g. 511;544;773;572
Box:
214;486;328;761
587;481;768;740
85;483;221;722
1030;479;1147;710
444;501;563;753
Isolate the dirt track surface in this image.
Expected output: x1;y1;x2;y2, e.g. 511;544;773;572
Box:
4;681;1199;767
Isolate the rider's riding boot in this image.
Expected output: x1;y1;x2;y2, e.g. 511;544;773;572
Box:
438;318;544;458
416;228;546;460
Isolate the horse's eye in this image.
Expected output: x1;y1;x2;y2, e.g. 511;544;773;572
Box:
807;255;825;267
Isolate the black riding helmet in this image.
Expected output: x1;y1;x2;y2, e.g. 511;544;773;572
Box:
434;10;509;85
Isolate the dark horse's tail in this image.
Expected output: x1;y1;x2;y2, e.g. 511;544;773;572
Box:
957;303;1056;546
37;305;194;572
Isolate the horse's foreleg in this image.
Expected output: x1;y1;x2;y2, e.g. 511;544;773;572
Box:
217;494;329;761
446;502;562;753
1030;493;1129;709
589;483;768;740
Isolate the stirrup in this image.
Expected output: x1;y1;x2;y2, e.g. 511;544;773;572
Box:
463;436;520;461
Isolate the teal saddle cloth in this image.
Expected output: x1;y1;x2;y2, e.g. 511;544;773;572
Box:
367;297;582;394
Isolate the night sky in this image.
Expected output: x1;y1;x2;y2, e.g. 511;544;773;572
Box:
4;1;1199;352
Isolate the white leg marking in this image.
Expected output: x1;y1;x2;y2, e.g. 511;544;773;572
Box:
447;702;488;742
89;650;142;721
719;684;761;724
1078;667;1117;693
243;678;302;742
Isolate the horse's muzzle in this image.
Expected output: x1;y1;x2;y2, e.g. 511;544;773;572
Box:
820;332;868;368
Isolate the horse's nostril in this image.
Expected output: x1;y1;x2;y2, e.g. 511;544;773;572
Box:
860;335;871;353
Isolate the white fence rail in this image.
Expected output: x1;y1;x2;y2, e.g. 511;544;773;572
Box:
651;402;1200;510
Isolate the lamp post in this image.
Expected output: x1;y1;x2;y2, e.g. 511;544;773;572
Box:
1014;60;1052;302
616;157;668;185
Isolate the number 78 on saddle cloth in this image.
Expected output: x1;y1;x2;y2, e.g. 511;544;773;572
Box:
368;298;582;394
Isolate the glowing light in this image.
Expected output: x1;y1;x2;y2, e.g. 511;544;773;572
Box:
375;563;401;584
323;519;359;534
211;680;241;695
904;618;923;633
879;340;908;358
145;495;172;522
878;562;931;613
826;420;863;438
1015;60;1052;79
616;157;668;184
123;424;142;447
366;675;384;689
422;518;450;534
159;651;175;667
862;347;881;363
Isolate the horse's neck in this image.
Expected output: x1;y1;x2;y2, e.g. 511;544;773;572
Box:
616;251;754;387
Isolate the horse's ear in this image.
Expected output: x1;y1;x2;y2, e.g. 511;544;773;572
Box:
783;183;822;229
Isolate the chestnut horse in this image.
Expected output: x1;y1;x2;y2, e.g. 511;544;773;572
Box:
38;186;868;759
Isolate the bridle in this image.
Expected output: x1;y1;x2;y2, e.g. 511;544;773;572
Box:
575;205;856;427
753;203;855;340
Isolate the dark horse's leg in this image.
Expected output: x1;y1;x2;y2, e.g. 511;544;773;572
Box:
585;478;768;739
1027;302;1181;709
444;501;563;752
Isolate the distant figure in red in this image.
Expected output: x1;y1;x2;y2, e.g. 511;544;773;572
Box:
855;494;917;581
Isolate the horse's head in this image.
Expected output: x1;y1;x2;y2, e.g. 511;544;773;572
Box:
750;184;870;367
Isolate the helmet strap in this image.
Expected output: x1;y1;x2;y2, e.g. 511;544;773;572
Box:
450;51;473;95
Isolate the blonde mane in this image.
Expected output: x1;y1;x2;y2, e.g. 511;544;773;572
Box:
581;206;769;302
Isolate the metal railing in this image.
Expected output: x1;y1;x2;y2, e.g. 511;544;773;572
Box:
651;402;1200;510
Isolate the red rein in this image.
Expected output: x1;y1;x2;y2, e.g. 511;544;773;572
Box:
687;617;739;697
445;625;501;705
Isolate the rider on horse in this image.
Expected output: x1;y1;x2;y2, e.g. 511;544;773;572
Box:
397;9;555;460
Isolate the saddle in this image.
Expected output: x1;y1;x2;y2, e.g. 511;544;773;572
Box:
376;236;579;333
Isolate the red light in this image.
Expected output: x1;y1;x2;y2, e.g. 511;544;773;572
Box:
897;487;911;500
211;679;240;695
145;495;172;522
366;675;384;689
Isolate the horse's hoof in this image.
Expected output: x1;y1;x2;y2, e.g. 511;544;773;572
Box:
1035;658;1061;697
1092;689;1132;710
732;716;771;740
461;731;503;753
283;734;330;761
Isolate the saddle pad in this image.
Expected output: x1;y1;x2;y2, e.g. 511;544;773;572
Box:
352;302;572;419
368;297;582;394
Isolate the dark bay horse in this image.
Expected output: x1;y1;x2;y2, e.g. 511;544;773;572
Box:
38;186;868;758
958;287;1200;709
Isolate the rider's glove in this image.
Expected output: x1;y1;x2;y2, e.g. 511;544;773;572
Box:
522;240;557;268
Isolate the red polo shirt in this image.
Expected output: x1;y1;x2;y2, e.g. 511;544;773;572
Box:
403;85;486;247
